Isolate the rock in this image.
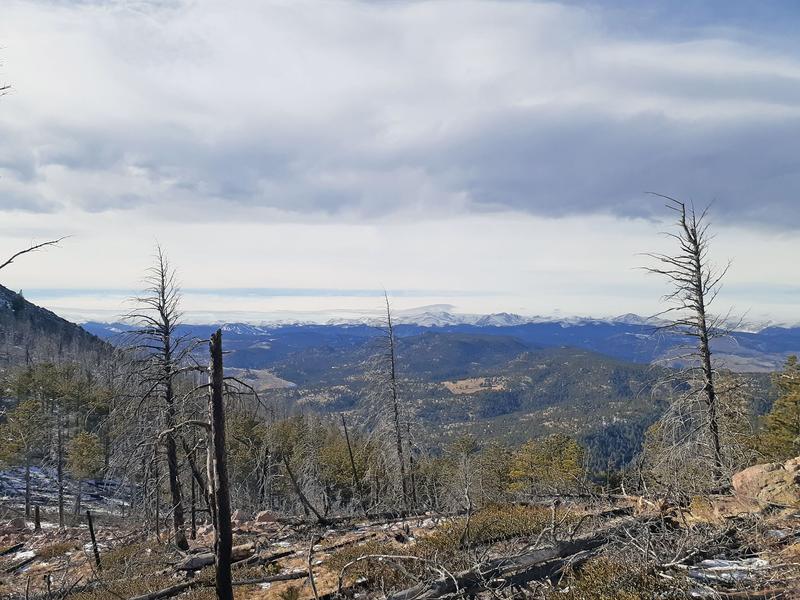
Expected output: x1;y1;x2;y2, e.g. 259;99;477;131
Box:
685;495;764;525
254;510;278;523
732;457;800;506
230;509;251;522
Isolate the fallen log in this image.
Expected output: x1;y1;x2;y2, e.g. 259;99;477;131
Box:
234;547;296;569
232;571;308;585
129;580;202;600
0;542;24;557
4;554;36;574
128;571;309;600
174;542;255;571
387;528;624;600
320;532;379;553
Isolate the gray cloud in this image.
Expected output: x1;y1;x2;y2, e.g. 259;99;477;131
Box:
1;0;799;227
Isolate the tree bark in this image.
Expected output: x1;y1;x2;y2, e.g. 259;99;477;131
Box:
57;414;64;529
86;510;101;571
208;329;233;600
24;459;30;519
341;414;368;517
384;293;409;514
282;454;328;525
163;334;188;550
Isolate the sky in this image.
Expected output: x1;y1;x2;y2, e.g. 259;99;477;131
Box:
0;0;799;324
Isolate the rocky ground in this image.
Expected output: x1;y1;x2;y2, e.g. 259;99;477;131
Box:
0;458;799;598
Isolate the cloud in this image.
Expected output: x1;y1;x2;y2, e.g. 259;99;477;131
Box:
1;0;799;227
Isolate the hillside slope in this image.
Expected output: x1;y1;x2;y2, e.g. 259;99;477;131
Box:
0;284;110;373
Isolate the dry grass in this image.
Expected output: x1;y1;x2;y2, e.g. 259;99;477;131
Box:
545;556;688;600
329;504;578;591
38;540;78;560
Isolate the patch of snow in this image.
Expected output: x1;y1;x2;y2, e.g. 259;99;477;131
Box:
688;557;769;584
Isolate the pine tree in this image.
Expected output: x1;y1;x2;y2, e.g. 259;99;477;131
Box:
760;356;800;461
509;434;585;496
0;398;48;517
67;432;105;514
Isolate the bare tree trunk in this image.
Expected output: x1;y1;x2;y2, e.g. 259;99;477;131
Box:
341;414;368;517
24;459;30;519
646;198;727;483
182;438;211;519
692;247;724;481
57;415;64;529
384;293;409;514
208;330;233;600
86;511;101;571
257;444;271;507
282;454;328;525
190;459;197;540
74;480;82;515
164;343;188;549
154;459;161;543
127;246;189;548
407;421;418;510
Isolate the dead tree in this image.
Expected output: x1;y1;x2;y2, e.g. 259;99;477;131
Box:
644;197;731;484
342;414;368;516
208;329;233;600
56;411;65;529
0;238;67;273
126;246;191;549
373;292;410;514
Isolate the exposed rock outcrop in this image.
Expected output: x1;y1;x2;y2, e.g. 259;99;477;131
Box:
732;457;800;506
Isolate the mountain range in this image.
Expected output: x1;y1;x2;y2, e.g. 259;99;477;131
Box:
83;306;800;373
2;290;791;466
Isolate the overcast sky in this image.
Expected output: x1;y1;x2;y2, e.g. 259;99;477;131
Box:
0;0;799;323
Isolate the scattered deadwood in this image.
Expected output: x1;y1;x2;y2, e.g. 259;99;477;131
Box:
308;534;323;600
174;542;255;572
717;589;794;599
4;554;36;574
0;543;24;557
387;525;630;600
129;580;202;600
232;571;308;585
235;547;296;568
320;532;379;553
128;571;309;600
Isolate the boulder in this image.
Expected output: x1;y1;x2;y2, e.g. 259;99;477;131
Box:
732;457;800;506
254;510;278;523
685;495;764;525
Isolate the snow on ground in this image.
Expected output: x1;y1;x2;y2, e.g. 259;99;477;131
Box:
0;467;133;516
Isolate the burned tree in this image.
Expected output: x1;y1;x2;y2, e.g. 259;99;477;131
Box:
126;246;191;549
644;197;732;485
363;292;412;514
208;329;233;600
0;238;67;273
384;293;410;513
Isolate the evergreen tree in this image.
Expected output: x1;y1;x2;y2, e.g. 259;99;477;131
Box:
67;432;105;514
760;356;800;460
509;434;585;496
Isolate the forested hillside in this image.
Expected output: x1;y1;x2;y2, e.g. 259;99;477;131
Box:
0;284;110;374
